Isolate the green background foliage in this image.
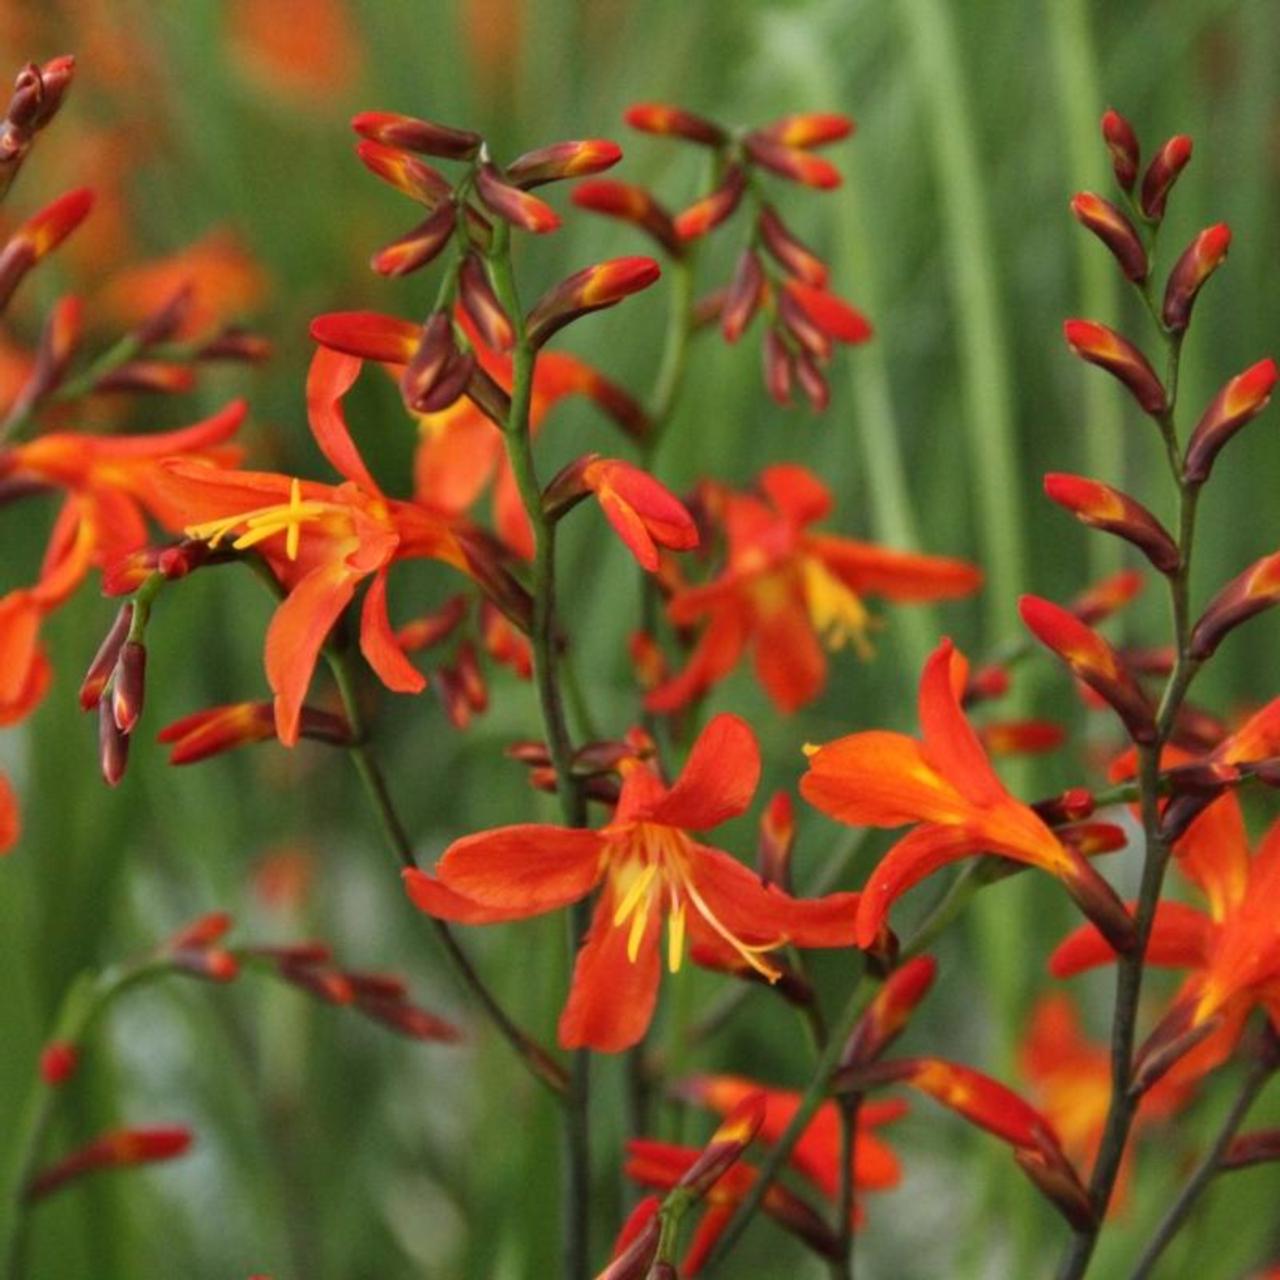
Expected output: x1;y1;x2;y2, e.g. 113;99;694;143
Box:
2;0;1279;1275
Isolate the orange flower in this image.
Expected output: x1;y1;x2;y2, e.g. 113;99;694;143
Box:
1050;791;1280;1088
647;466;980;713
0;401;246;722
403;714;861;1052
1019;993;1192;1208
165;350;472;745
677;1073;905;1208
802;638;1132;950
0;771;18;854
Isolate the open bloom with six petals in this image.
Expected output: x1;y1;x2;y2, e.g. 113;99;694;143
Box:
162;349;472;745
404;713;861;1051
647;465;980;713
802;638;1132;950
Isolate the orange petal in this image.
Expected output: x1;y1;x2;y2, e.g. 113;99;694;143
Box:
559;887;661;1051
402;868;555;924
436;824;604;910
306;347;381;493
759;464;832;527
413;400;502;513
359;569;426;694
1048;900;1214;978
309;310;420;363
1173;793;1250;921
752;579;827;712
809;534;982;602
917;639;1006;807
898;1058;1051;1149
644;604;750;713
265;560;360;746
643;713;760;830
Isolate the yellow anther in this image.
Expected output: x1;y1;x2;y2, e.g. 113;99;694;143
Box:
667;902;686;974
801;557;877;658
612;861;659;929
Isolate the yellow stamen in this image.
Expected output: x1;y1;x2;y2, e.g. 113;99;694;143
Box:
626;897;651;963
675;863;784;981
612;861;660;929
801;557;878;658
185;478;338;562
667;902;686;974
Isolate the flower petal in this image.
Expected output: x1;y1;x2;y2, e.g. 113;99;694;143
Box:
642;713;761;830
0;772;19;854
1174;793;1250;922
559;887;661;1051
436;824;604;910
752;578;827;712
1048;900;1214;978
645;605;749;713
305;347;382;493
809;534;982;601
917;639;1006;807
402;868;551;924
359;569;426;694
759;464;832;527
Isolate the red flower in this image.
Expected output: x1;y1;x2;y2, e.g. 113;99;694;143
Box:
802;639;1133;950
26;1127;192;1202
1050;791;1280;1087
647;466;980;713
404;715;861;1051
0;771;17;854
163;350;471;745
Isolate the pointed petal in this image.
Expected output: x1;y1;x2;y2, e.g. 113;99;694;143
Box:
642;713;760;829
436;825;604;910
413;401;502;512
1048;900;1214;977
1174;793;1250;921
918;639;1006;806
265;560;360;745
854;825;984;948
810;534;982;601
359;569;426;694
402;868;551;923
645;605;749;713
305;347;382;493
752;579;827;712
559;888;661;1051
801;732;969;828
759;464;833;527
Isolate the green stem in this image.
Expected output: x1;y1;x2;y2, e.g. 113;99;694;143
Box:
832;1097;860;1280
321;643;569;1098
484;219;590;1280
1129;1051;1276;1280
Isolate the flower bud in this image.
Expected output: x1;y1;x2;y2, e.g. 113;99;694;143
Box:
675;1092;765;1198
840;955;937;1068
757;113;854;149
1014;1131;1096;1232
351;111;481;159
744;134;841;188
0;188;94;312
1183;358;1278;486
474;162;561;233
1063;319;1166;415
782;280;872;345
1019;594;1156;743
525;257;661;348
39;1041;78;1086
98;699;129;786
26;1127;192;1203
757;205;827;286
93;361;196;396
1140;134;1192;220
1069;193;1147;282
197;327;272;363
673;167;745;240
355;140;452;206
399;313;461;412
756;790;794;890
763;328;793;406
599;1197;661;1280
1043;473;1179;573
623;102;726;146
370;202;456;277
133;284;195;347
980;719;1065;757
1069;568;1143;625
505;138;621;188
310;310;420;364
0;56;75;199
1163;223;1230;333
1189;551;1280;660
158;701;351;764
396;595;470;653
1032;787;1096;826
79;604;133;711
1221;1129;1280;1171
794;352;830;412
111;640;146;734
570;179;682;255
457;252;513;351
721;248;764;343
1101;109;1140;191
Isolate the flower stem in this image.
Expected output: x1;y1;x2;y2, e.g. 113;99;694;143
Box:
1128;1049;1276;1280
831;1097;860;1280
484;219;591;1280
321;642;569;1098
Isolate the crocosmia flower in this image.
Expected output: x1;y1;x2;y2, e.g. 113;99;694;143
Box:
404;714;861;1051
647;465;980;713
164;349;472;745
802;638;1132;950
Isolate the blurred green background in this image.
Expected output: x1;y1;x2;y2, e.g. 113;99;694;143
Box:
2;0;1280;1276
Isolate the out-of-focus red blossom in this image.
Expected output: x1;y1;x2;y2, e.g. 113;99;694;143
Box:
1044;474;1179;574
226;0;362;103
0;54;75;199
758;113;854;149
677;1074;906;1209
1019;994;1193;1209
1069;567;1144;626
25;1127;192;1203
571;180;683;256
157;700;353;765
1063;319;1166;415
1019;595;1156;742
166;912;238;982
802;638;1134;952
162;349;481;745
506;139;621;188
0;771;17;854
96;231;268;341
1162;223;1230;333
1183;358;1278;487
842;955;938;1066
979;719;1066;757
647;465;979;713
0;187;94;311
475;161;561;233
404;714;862;1052
526;256;662;347
39;1040;78;1086
832;1056;1093;1229
1189;551;1280;661
756;790;794;890
0;401;246;725
1140;134;1192;220
1069;193;1147;282
781;280;872;345
1051;791;1280;1090
543;454;698;572
251;845;316;913
1101;109;1140;191
623;103;726;147
674;168;745;241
